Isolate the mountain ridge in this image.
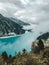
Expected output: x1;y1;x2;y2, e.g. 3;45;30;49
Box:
37;32;49;40
0;14;25;37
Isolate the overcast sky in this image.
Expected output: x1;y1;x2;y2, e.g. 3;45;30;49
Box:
0;0;49;33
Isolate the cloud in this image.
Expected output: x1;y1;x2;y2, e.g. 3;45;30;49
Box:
20;0;29;5
0;5;6;12
0;2;18;16
0;0;49;33
35;21;49;33
14;10;25;16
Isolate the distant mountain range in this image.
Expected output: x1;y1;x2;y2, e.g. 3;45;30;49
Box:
0;14;29;36
37;32;49;40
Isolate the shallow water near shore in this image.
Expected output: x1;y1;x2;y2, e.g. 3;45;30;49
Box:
0;32;39;56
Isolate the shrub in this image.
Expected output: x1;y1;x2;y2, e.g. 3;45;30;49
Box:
37;39;44;51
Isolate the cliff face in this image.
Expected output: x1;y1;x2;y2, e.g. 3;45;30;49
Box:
0;14;25;36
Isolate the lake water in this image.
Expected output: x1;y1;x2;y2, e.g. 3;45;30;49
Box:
0;32;39;56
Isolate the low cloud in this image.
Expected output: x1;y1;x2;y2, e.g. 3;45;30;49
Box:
0;0;49;33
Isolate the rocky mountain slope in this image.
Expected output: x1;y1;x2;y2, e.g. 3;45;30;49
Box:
0;14;26;36
37;32;49;40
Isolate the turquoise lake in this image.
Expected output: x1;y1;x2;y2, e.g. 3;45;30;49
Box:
0;32;39;56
